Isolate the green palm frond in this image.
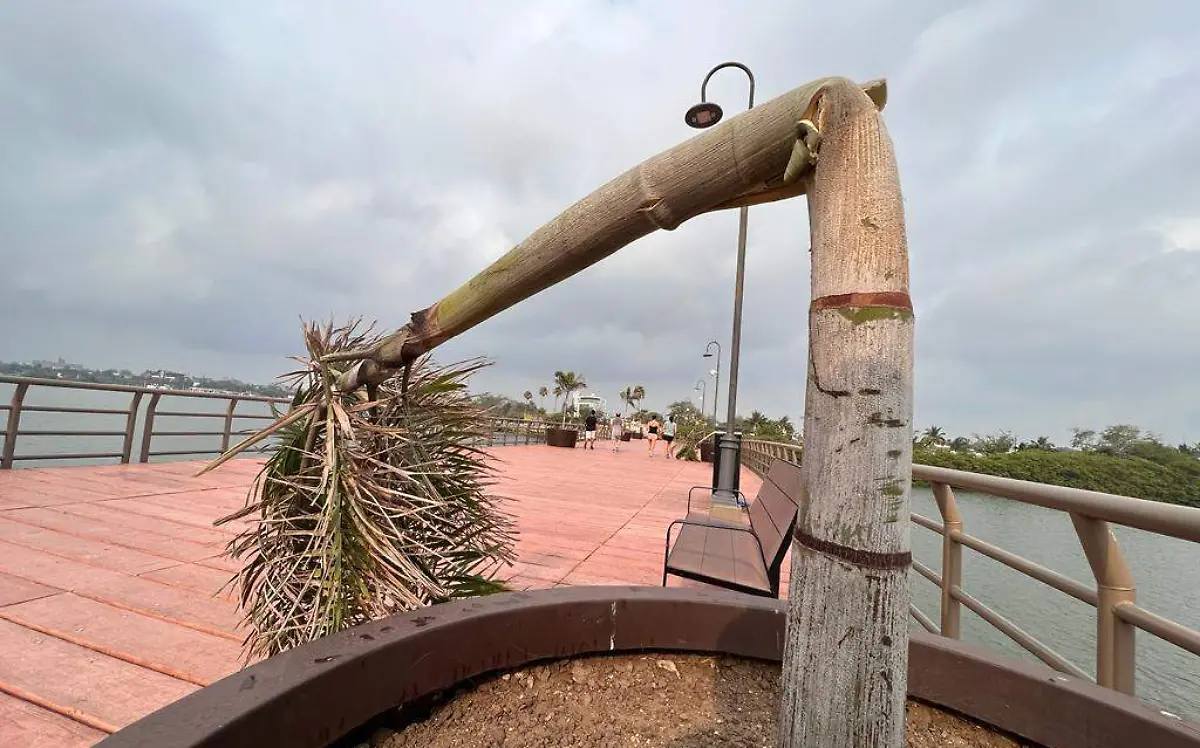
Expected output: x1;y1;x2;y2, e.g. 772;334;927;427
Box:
209;319;517;661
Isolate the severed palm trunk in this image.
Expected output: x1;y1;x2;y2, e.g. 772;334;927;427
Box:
778;79;913;747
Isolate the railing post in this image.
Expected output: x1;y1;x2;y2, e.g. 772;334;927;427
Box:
933;482;963;639
120;391;144;464
2;382;29;469
1071;513;1136;694
139;393;163;463
221;398;240;453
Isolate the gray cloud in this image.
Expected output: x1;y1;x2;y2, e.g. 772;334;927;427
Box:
2;0;1199;445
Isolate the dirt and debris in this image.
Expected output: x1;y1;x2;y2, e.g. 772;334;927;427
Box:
366;653;1040;748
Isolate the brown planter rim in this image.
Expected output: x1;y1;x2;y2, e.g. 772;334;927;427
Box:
544;426;578;448
95;586;1200;748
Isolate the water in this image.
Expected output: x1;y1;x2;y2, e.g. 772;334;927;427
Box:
909;485;1200;721
4;385;1198;718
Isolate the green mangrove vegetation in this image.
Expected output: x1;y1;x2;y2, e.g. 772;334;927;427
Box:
914;425;1200;507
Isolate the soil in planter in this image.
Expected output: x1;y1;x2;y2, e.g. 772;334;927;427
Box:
372;653;1041;748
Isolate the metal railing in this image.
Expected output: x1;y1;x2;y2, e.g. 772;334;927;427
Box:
740;438;1200;700
1;375;288;468
742;438;802;475
482;417;556;446
1;375;567;468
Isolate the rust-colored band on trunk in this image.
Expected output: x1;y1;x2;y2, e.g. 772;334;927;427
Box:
810;291;912;312
793;526;912;569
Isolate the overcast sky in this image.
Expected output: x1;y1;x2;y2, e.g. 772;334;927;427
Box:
2;1;1198;445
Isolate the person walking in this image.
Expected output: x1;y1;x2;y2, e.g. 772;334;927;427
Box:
583;410;598;450
610;413;624;452
662;415;677;459
645;415;661;457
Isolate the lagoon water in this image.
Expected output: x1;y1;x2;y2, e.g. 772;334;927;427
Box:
909;484;1200;721
4;383;1199;719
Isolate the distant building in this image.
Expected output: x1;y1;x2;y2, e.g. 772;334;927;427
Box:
571;392;607;417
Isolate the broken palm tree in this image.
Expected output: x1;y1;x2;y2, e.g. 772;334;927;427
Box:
205;321;515;660
206;75;911;748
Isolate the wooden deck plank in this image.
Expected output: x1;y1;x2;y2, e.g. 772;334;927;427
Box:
0;619;197;730
0;594;242;686
0;445;764;746
0;693;106;748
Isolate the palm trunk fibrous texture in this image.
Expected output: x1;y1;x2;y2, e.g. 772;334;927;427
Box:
778;78;913;748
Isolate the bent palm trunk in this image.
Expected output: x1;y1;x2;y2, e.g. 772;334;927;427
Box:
333;78;886;391
777;79;913;748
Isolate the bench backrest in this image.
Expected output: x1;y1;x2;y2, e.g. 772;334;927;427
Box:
747;459;804;573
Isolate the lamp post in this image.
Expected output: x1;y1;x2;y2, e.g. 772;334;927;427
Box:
689;62;754;504
702;340;721;426
693;379;706;419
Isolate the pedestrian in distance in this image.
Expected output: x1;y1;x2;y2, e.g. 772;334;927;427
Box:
610;413;624;452
645;415;661;457
584;410;598;450
662;415;677;459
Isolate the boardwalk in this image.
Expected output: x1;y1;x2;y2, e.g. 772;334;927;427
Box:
0;445;769;747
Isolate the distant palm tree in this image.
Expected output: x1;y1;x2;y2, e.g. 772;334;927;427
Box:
553;371;587;426
776;415;795;439
922;426;946;446
747;410;770;434
620;385;645;415
1033;436;1055;450
538;386;548;411
523;390;533;405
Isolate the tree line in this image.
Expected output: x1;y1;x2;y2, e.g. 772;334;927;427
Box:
914;424;1200;507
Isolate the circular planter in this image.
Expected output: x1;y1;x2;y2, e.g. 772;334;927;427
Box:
544;427;578;448
699;439;715;463
620;432;630;442
95;587;1200;748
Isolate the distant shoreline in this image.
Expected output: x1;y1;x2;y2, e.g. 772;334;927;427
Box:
0;359;291;399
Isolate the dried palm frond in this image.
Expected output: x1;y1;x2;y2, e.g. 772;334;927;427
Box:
208;319;516;660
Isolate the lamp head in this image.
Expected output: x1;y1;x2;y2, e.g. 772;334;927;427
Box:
684;101;723;129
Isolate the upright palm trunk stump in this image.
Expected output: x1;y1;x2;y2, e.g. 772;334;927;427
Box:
778;80;913;748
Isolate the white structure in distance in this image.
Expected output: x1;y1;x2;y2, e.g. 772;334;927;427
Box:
571;392;607;417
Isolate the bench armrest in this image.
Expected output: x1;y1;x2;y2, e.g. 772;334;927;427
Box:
686;486;749;514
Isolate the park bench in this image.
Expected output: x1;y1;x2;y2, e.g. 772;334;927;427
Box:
661;459;803;598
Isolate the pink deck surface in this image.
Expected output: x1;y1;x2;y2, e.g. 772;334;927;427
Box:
0;445;775;746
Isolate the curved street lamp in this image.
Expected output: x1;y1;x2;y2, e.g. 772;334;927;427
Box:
702;340;721;426
690;63;754;504
693;379;706;420
683;61;755;129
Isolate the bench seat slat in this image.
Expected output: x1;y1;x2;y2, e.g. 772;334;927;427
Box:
665;523;771;594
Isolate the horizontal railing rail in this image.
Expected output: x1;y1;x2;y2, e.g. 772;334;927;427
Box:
741;438;1200;702
1;375;289;468
1;376;579;468
742;438;802;475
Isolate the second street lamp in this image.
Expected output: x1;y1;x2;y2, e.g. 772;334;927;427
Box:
694;379;706;419
702;340;721;426
689;62;754;505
